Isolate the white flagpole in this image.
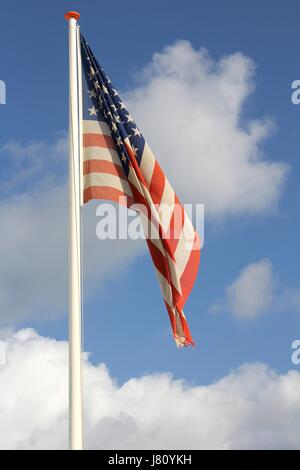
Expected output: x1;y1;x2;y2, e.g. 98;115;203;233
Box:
64;11;83;450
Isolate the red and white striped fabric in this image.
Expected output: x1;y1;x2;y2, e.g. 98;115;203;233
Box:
81;35;200;347
83;119;135;207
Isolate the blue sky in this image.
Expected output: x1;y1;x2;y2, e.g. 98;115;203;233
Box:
1;0;300;390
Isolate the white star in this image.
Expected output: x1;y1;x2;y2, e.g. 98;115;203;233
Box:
88;89;97;98
102;84;109;94
125;114;134;124
132;127;142;137
131;145;139;156
111;88;118;97
88;106;98;116
113;114;121;123
90;67;95;77
116;137;122;147
111;122;118;132
121;153;127;162
119;101;126;110
94;81;101;89
110;104;117;112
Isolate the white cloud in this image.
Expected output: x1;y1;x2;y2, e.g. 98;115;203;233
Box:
0;40;291;323
224;259;274;318
126;40;289;217
0;138;143;324
0;135;67;195
0;328;300;450
211;258;300;318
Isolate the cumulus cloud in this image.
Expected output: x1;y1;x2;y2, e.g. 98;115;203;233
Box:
0;328;300;450
0;135;68;195
126;40;289;217
211;258;300;318
219;259;274;318
0;138;143;324
0;40;290;323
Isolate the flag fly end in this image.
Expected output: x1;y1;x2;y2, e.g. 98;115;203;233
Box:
64;11;80;21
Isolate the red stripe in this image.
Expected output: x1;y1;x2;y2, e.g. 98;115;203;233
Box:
179;233;201;305
127;174;177;261
128;180;176;263
83;137;200;347
146;239;171;283
165;302;195;347
147;239;181;308
128;181;151;216
83;133;115;149
165;195;185;255
149;161;165;205
83;159;125;180
84;186;134;207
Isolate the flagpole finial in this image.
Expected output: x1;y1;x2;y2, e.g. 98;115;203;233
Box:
64;11;80;21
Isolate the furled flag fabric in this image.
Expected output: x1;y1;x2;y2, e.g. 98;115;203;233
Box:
80;34;200;347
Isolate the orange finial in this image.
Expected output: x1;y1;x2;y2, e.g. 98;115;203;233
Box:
64;11;80;21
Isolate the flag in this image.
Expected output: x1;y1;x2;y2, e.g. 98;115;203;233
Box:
80;34;200;347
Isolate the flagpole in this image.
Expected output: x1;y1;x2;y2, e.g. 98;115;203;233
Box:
64;11;83;451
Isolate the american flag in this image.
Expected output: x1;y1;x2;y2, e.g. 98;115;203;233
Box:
80;34;200;347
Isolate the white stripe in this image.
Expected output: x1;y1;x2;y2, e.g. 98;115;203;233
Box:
155;269;173;307
83;119;111;136
140;144;175;231
143;216;182;295
140;143;156;187
83;146;121;166
166;253;182;295
160;177;175;208
83;172;133;196
139;211;161;248
173;308;186;346
157;186;175;231
127;167;146;195
132;166;186;292
174;215;195;277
